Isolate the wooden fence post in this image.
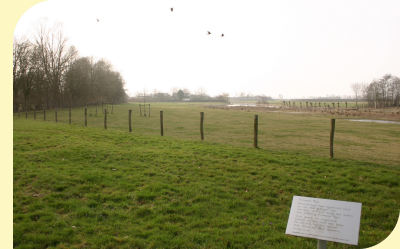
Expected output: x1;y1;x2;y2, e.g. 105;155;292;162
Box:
200;112;204;140
69;107;71;124
43;109;46;121
85;108;87;126
330;119;336;159
129;110;132;132
96;104;97;117
345;102;348;108
254;115;258;148
104;109;107;129
55;107;58;123
160;111;163;136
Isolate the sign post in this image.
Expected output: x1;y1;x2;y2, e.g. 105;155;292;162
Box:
286;196;362;247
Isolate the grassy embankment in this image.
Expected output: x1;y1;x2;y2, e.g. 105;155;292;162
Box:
13;103;400;248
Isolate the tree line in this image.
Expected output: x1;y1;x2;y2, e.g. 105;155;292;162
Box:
13;19;127;113
351;74;400;108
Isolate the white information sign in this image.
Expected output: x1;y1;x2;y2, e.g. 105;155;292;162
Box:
286;196;362;245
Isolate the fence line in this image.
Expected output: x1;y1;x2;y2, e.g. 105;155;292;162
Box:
15;105;351;159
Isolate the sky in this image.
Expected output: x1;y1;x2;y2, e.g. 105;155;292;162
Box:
13;0;400;99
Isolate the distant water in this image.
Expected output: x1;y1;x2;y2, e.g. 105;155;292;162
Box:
227;104;257;107
348;119;400;124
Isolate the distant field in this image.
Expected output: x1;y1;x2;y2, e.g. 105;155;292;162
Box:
13;114;400;248
15;102;399;167
231;100;369;109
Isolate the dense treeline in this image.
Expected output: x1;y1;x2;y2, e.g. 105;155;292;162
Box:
13;20;127;112
352;74;400;108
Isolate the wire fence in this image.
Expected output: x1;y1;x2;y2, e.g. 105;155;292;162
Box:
14;103;400;166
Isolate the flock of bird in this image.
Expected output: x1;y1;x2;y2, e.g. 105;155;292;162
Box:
96;7;225;37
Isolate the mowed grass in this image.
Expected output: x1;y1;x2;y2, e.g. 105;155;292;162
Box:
13;107;400;249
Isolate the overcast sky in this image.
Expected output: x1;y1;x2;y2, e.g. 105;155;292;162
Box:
13;0;400;99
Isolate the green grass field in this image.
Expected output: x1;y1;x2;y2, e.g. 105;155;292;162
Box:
13;103;400;248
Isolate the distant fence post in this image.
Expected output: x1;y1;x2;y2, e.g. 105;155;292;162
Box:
160;111;164;136
129;110;132;132
104;109;107;129
306;102;308;108
55;107;58;123
69;107;71;124
112;105;113;114
200;112;204;140
34;106;36;120
85;108;87;126
149;104;151;116
330;119;336;158
254;115;258;148
345;102;348;108
96;104;97;117
43;109;46;121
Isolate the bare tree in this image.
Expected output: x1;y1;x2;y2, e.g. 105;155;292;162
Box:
195;86;208;100
13;36;32;112
360;82;369;108
351;82;362;108
215;92;229;102
170;87;179;95
182;88;191;94
31;18;78;108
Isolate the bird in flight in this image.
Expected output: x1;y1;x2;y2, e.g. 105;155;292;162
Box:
207;31;211;35
221;34;224;37
97;18;99;22
171;7;173;12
